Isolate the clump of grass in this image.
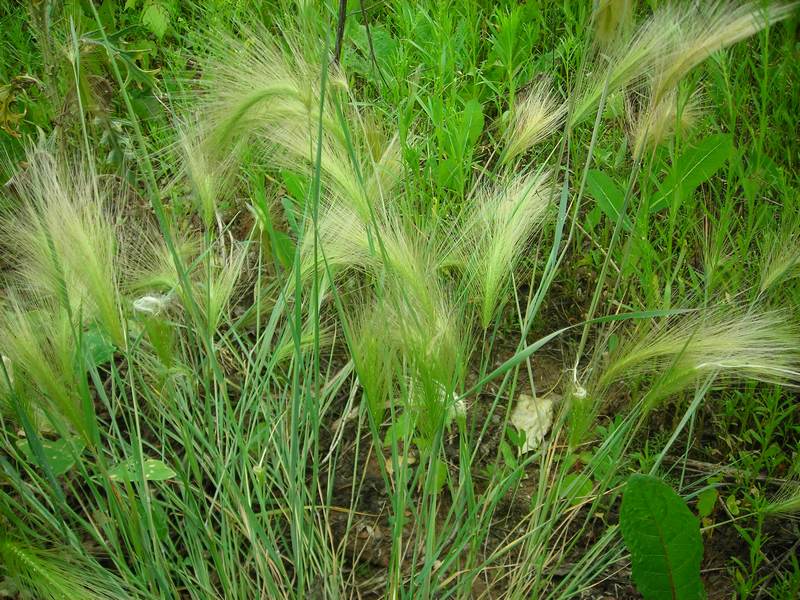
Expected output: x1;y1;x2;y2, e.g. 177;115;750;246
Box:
622;1;796;156
1;145;124;346
120;226;201;296
198;25;399;222
0;293;83;434
189;239;252;336
573;1;796;128
346;219;464;436
177;120;238;230
387;286;464;437
1;2;798;598
0;534;133;600
349;303;397;424
0;144;132;435
572;8;677;125
121;224;252;335
649;1;798;106
298;202;371;285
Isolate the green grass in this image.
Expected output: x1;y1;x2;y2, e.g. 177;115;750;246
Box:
0;1;799;598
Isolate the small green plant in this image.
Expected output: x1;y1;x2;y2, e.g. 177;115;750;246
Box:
620;474;704;600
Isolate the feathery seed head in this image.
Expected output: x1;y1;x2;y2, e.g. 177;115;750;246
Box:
759;219;800;294
628;85;703;157
597;308;800;409
504;81;566;163
462;170;554;327
651;2;798;105
198;25;394;223
1;145;124;346
762;470;800;518
0;293;88;437
572;2;796;127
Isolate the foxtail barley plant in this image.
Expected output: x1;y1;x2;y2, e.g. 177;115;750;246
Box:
1;1;798;598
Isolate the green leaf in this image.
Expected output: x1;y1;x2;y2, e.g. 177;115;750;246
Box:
271;230;297;270
108;458;176;482
586;169;632;231
696;488;718;518
278;197;300;235
620;474;704;600
97;0;116;30
383;412;413;447
16;437;85;476
505;425;526;449
436;156;460;189
141;2;170;39
725;494;740;516
347;22;398;78
460;98;484;149
499;440;518;469
650;134;733;213
280;170;309;208
82;325;115;370
608;334;620;352
559;473;594;506
250;177;297;269
432;457;448;492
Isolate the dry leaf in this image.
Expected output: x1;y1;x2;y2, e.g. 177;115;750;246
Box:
510;393;555;452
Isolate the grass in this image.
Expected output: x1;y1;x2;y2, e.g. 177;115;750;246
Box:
0;0;799;598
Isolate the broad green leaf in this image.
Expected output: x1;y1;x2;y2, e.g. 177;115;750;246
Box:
108;458;176;482
499;440;518;469
436;156;460;190
620;474;704;600
17;437;85;476
650;134;733;213
383;412;413;447
461;98;484;148
608;334;620;352
586;169;632;231
725;494;740;516
559;473;594;507
280;197;302;236
280;170;309;208
585;205;603;230
82;326;115;370
348;23;398;76
432;457;448;492
270;230;297;270
696;488;718;518
141;2;170;39
505;425;526;449
250;177;297;269
97;0;116;30
142;317;174;366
